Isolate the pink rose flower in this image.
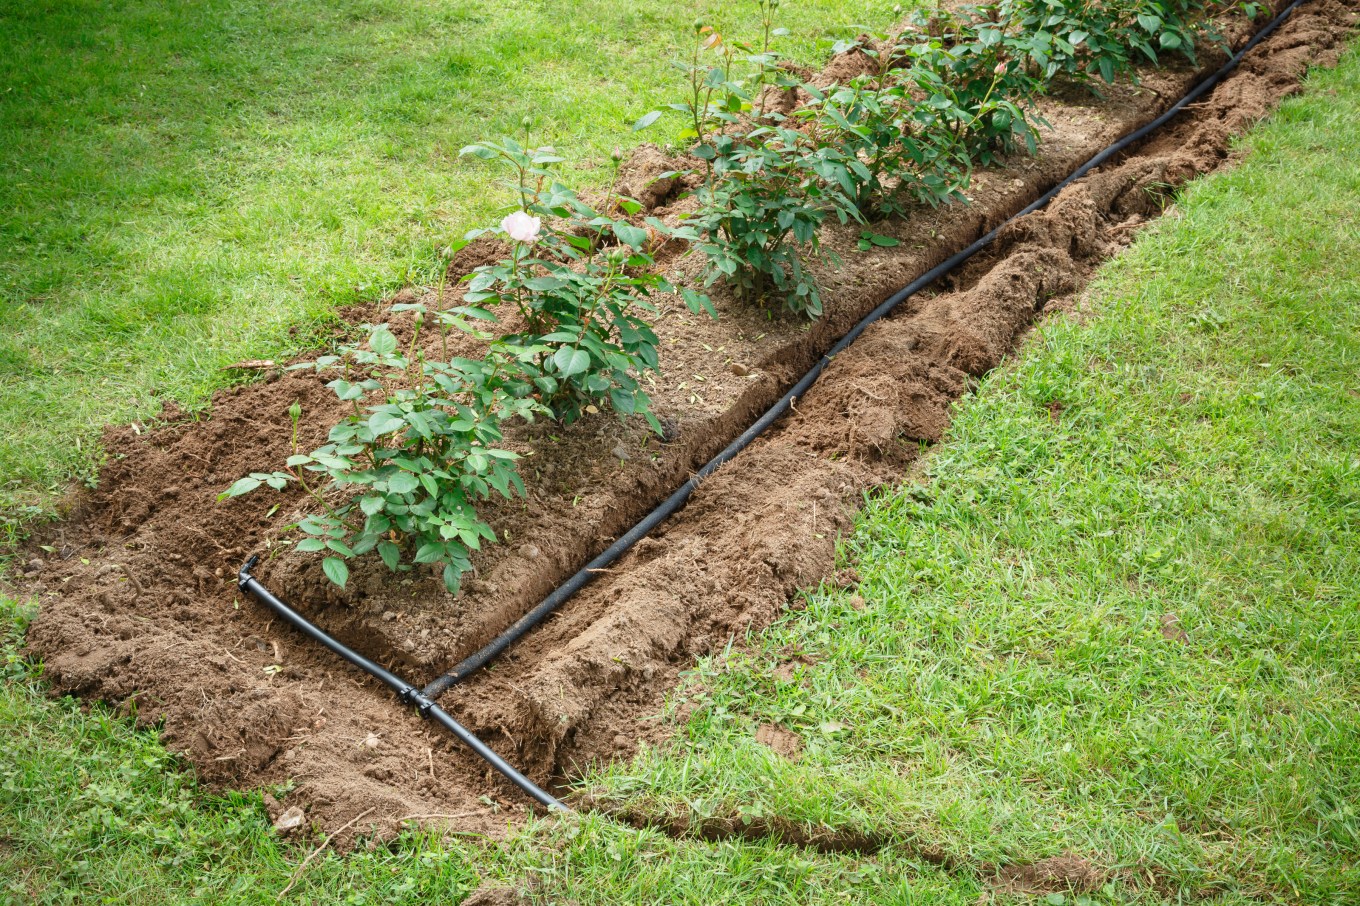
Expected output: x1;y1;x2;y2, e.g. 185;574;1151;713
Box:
501;211;542;244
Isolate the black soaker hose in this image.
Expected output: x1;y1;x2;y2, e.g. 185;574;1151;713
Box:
420;0;1308;701
237;556;568;812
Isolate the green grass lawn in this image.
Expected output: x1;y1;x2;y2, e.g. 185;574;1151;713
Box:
0;0;895;529
3;14;1358;906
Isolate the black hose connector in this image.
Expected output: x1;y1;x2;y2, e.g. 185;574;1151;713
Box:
237;556;568;812
420;0;1309;702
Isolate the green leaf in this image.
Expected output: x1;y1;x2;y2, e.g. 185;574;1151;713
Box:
459;144;498;160
322;557;349;589
553;346;591;378
525;275;568;292
295;538;326;553
368;412;406;437
632;110;663;131
414;542;444;564
682;287;717;319
861;231;900;248
326;539;355;557
377;541;400;571
612;222;649;251
369;328;397;355
220;476;261;499
404;409;434;439
388;472;420;495
538;330;581;344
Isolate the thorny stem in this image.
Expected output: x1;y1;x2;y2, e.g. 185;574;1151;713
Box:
406;314;424;393
436;254;452;363
509;242;531;329
755;0;775;118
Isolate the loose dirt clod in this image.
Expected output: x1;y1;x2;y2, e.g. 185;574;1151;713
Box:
17;0;1357;838
460;887;528;906
755;723;804;761
992;852;1109;895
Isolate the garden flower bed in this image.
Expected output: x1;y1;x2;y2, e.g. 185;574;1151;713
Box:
17;0;1357;837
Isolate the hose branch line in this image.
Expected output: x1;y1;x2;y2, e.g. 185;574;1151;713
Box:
237;557;568;812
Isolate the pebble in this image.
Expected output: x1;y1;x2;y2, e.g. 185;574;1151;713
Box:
729;362;751;377
520;544;541;560
381;611;397;622
273;806;305;833
26;559;43;573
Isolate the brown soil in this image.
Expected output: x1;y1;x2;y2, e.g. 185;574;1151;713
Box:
755;723;804;761
15;0;1357;847
992;853;1109;895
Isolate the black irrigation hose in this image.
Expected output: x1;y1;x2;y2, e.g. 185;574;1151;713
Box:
237;556;568;812
420;0;1308;701
236;0;1306;811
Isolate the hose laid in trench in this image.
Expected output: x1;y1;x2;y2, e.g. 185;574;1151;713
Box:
237;0;1306;811
237;556;568;811
420;0;1309;701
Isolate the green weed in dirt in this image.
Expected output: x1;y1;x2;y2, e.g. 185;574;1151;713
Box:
2;25;1358;906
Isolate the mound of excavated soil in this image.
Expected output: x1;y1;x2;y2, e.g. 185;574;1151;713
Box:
15;0;1356;844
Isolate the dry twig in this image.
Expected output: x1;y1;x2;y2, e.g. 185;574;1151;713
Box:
277;808;374;900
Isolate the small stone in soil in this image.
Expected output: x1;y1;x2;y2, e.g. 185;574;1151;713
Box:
729;362;751;377
273;805;305;833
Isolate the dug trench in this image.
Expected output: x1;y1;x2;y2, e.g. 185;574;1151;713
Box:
13;0;1357;863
